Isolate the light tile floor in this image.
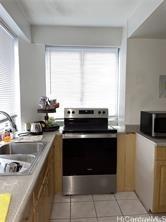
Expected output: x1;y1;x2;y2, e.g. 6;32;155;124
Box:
50;192;166;222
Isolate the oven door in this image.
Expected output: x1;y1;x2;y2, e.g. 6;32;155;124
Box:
62;133;117;195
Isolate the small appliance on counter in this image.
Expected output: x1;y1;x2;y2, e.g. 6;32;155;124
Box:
30;122;43;135
140;111;166;137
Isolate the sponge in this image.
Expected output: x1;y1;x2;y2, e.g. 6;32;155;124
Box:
0;193;11;222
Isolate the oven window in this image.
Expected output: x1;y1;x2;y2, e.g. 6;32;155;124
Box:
63;138;117;176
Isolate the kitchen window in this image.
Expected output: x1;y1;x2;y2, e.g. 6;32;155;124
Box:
46;47;119;119
0;21;20;127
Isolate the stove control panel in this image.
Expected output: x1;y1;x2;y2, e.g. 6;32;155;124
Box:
64;108;108;118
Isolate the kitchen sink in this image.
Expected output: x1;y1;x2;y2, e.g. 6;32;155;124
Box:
0;142;45;155
0;142;47;175
0;154;36;163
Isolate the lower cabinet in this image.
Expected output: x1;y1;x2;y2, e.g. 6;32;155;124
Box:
20;143;55;222
34;170;50;222
117;133;136;192
136;134;166;213
33;145;55;222
20;195;34;222
153;150;166;212
54;133;62;193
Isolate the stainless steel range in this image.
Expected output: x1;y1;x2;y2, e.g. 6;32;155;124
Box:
62;108;117;195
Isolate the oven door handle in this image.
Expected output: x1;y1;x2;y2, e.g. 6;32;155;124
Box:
62;133;117;139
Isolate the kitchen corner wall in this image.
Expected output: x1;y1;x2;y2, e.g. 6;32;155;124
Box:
125;38;166;124
19;39;46;129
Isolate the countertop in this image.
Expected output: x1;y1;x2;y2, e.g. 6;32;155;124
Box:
116;125;166;146
113;125;140;134
0;132;56;222
114;124;166;146
137;131;166;146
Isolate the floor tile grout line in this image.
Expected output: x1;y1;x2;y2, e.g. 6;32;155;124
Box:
70;195;71;222
71;200;95;203
92;194;99;221
71;216;100;219
114;196;125;217
134;192;149;214
115;193;148;215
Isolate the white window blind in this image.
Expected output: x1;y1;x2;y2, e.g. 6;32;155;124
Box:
46;47;119;118
0;22;19;120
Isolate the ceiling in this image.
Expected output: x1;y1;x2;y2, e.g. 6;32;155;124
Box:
15;0;143;27
130;1;166;38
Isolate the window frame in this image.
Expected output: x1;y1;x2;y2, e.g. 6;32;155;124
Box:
45;46;120;122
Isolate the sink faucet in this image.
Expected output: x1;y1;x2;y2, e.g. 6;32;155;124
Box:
0;111;17;132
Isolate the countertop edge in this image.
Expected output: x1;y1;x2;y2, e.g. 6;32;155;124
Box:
136;131;166;147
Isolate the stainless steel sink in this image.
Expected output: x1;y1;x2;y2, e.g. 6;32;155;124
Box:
0;142;47;175
0;142;45;155
0;154;36;163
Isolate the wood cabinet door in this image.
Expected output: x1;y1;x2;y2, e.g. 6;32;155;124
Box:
34;185;45;222
20;195;34;222
54;134;62;193
33;144;55;222
48;151;55;215
34;170;50;222
153;161;166;212
117;133;136;191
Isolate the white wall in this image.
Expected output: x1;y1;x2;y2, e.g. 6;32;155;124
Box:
0;1;31;41
19;39;46;129
125;38;166;124
127;0;163;38
31;25;122;47
118;27;127;125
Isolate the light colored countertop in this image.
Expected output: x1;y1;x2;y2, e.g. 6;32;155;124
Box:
113;125;140;133
113;124;166;146
137;131;166;147
0;132;56;222
114;125;166;146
